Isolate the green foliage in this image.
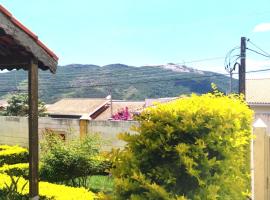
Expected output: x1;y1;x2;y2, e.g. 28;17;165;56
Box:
110;93;253;200
0;145;28;166
40;132;107;187
87;175;114;194
3;93;46;116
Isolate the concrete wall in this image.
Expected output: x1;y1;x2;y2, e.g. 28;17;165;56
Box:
0;116;137;149
0;116;28;147
87;120;138;150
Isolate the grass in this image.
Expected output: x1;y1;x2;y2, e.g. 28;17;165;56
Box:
76;175;114;194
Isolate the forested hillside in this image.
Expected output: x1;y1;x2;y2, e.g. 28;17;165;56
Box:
0;63;237;103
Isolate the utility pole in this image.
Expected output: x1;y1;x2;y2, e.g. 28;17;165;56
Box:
239;37;246;96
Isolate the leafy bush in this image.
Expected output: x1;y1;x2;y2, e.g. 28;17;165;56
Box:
0;145;28;166
40;133;107;187
3;93;47;117
110;93;253;200
0;173;96;200
0;163;28;178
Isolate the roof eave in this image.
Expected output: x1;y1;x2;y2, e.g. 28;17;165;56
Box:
0;5;58;73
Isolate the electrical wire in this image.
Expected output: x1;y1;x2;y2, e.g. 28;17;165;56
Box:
1;67;270;94
247;39;270;57
246;48;270;58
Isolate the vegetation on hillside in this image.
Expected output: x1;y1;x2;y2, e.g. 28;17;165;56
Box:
0;64;238;103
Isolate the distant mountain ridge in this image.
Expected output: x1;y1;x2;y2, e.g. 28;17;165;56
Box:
0;63;237;103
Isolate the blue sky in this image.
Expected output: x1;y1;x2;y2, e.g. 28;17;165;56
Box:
1;0;270;77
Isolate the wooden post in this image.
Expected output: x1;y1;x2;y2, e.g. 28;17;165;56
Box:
28;58;39;200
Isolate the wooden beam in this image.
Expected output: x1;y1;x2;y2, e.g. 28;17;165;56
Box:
0;55;30;66
28;57;39;199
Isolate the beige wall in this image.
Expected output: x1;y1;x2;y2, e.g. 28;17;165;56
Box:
251;105;270;114
0;116;28;147
87;120;138;150
0;116;136;149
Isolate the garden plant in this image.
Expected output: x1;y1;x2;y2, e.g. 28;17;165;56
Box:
110;91;253;200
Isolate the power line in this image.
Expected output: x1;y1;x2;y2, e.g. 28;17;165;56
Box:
1;67;270;94
247;39;270;57
1;70;203;86
0;73;231;93
176;56;224;65
0;56;225;80
246;47;270;58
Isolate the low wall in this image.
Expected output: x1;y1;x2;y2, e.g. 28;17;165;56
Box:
0;116;28;147
87;120;138;150
0;116;137;149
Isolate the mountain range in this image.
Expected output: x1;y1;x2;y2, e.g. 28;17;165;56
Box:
0;63;237;103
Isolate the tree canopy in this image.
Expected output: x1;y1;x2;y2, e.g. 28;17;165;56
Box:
2;93;46;117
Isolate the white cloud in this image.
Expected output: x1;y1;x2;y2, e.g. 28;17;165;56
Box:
253;23;270;32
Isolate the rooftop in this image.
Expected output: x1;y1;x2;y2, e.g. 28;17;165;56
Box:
46;98;109;117
95;100;145;120
246;78;270;105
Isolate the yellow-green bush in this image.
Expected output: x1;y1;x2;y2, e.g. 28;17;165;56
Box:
0;145;28;166
110;93;253;200
0;163;28;177
0;173;97;200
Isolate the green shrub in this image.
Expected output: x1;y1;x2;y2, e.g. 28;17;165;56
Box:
0;173;96;200
40;133;107;187
110;93;253;200
0;145;28;166
0;176;29;200
0;163;28;178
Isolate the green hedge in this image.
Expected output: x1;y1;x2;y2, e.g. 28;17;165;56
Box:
0;145;28;166
0;163;28;178
0;173;97;200
110;93;253;200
